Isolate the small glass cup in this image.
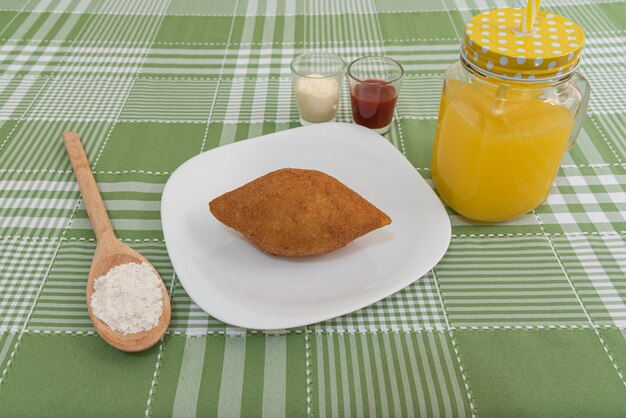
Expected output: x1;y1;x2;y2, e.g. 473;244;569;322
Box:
347;56;404;134
291;52;345;125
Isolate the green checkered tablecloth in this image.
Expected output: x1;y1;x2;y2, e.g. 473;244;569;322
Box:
0;0;625;416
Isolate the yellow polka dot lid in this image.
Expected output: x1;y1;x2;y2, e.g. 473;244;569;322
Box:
461;7;585;81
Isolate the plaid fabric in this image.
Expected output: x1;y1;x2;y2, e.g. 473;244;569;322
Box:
1;0;626;416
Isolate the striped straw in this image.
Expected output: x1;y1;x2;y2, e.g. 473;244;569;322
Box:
520;0;541;34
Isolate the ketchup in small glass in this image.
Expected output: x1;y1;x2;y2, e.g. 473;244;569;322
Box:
347;57;403;134
350;80;398;130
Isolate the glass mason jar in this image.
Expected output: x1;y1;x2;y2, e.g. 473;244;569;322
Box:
431;8;591;222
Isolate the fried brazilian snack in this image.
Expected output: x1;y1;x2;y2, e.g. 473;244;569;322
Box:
209;168;391;256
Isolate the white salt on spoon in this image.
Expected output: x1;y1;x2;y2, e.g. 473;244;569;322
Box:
91;262;163;335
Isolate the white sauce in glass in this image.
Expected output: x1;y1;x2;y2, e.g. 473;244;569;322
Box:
295;74;341;123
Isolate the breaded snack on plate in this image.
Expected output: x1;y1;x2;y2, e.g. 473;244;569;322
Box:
209;168;391;256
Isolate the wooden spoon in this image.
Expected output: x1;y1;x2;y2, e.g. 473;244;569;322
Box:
63;131;171;352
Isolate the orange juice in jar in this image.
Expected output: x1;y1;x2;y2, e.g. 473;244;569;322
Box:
431;5;590;222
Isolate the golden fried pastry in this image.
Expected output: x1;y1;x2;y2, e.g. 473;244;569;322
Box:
209;168;391;256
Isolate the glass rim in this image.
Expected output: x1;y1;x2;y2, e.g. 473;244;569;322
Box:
290;52;346;79
347;56;404;85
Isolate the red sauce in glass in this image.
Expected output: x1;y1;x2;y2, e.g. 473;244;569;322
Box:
350;79;398;129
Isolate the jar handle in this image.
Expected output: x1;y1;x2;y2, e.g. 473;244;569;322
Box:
567;72;591;149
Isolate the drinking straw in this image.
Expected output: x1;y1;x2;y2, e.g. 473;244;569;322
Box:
520;0;541;34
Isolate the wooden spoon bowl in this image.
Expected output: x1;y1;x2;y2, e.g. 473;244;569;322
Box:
64;131;171;352
87;240;171;352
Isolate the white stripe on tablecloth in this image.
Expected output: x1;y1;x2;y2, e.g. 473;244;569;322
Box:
316;333;327;418
393;333;415;418
217;336;247;418
0;334;16;371
326;335;339;418
348;333;364;418
428;333;452;417
380;333;402;417
70;218;163;230
262;335;286;418
172;337;207;418
337;334;352;418
415;333;439;417
438;332;467;418
370;334;391;416
359;333;378;418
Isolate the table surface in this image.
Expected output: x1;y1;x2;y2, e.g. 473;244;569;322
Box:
0;0;625;416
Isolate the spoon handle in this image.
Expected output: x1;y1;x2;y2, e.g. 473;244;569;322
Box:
63;131;116;244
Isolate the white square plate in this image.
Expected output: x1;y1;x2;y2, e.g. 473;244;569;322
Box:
161;123;450;330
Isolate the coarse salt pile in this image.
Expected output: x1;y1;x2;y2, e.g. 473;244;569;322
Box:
90;262;163;334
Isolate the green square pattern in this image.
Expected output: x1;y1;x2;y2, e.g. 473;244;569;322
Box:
0;1;625;416
537;166;626;234
378;11;463;40
311;331;472;417
0;333;161;416
91;0;168;15
0;332;18;378
598;2;626;30
148;334;307;418
584;69;626;122
213;78;298;123
0;170;78;238
95;122;205;172
551;234;626;328
230;15;305;46
0;11;18;32
375;0;447;12
234;0;303;16
166;0;238;15
436;237;589;328
0;77;47;119
75;13;163;43
306;5;383;48
563;116;624;166
0;121;111;171
551;3;619;33
455;329;626;417
120;77;218;122
27;77;134;121
591;113;626;162
65;173;167;241
155;16;236;44
599;328;626;374
1;0;96;13
0;12;88;42
314;272;446;332
398;118;438;168
384;39;459;74
0;239;58;332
